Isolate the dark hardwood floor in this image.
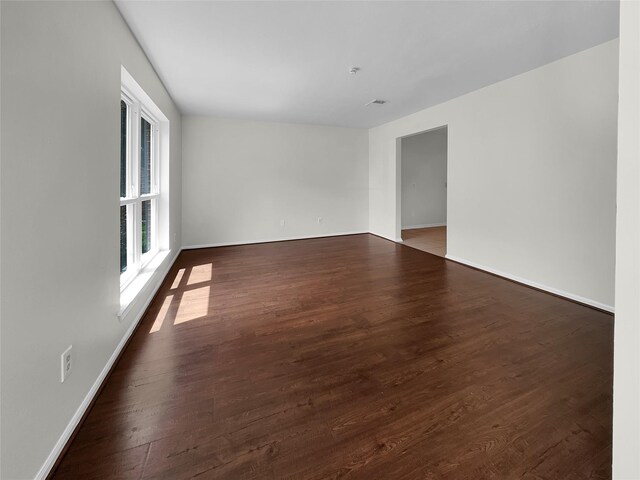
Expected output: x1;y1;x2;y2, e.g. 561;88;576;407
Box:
52;234;613;479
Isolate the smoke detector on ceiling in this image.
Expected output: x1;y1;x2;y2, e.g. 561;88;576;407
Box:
349;66;361;75
365;99;387;106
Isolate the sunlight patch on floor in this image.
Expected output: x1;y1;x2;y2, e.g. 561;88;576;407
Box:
171;268;186;289
150;294;174;333
187;264;212;286
175;286;210;324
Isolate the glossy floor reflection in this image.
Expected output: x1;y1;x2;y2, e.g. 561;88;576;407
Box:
402;226;447;257
53;234;613;479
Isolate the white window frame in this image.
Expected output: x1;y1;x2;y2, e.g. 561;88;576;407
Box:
120;87;160;290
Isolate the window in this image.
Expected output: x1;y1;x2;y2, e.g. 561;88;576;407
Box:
120;88;160;288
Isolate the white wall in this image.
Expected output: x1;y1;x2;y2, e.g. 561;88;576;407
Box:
613;1;640;478
182;116;369;247
401;128;447;229
369;40;618;310
0;2;182;479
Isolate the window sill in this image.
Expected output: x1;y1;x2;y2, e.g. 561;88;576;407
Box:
118;249;171;321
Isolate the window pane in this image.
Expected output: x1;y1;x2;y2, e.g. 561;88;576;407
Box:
120;205;127;273
141;200;152;254
120;100;127;198
140;118;152;195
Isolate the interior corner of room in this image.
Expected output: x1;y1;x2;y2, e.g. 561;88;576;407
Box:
1;1;638;479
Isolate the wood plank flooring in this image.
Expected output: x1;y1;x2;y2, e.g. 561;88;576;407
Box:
52;234;613;479
402;226;447;257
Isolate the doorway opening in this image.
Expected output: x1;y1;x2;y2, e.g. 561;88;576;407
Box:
399;126;448;257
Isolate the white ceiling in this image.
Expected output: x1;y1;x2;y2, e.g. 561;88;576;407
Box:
115;1;619;128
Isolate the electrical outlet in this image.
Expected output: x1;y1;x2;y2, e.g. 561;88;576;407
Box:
317;217;323;224
280;219;285;227
61;346;72;383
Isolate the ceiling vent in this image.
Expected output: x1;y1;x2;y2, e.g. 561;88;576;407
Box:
365;99;387;106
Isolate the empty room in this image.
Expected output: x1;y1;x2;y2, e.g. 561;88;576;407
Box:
1;1;639;479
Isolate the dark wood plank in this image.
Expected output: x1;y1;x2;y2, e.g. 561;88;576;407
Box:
52;234;613;479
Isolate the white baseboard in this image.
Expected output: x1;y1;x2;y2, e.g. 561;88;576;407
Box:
183;230;368;250
35;248;182;480
445;254;614;313
367;231;398;243
402;222;447;230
